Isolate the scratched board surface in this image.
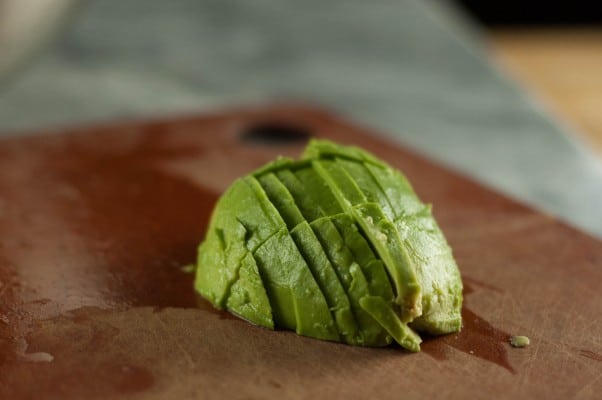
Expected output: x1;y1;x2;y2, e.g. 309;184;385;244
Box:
0;107;600;400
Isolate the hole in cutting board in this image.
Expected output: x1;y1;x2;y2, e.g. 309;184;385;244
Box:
240;121;311;146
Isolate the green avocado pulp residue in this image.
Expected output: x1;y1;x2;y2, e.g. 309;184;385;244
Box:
195;139;463;351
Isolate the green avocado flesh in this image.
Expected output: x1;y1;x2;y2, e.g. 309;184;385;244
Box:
195;139;463;351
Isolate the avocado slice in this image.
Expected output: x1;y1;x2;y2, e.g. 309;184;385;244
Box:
197;240;274;330
273;167;403;346
244;176;338;341
312;159;367;206
396;211;463;334
273;167;397;345
335;158;395;219
310;216;390;346
256;172;305;230
225;251;274;329
195;227;232;307
302;139;424;218
198;174;338;340
232;176;287;250
301;139;386;169
256;171;358;342
305;140;461;333
331;213;421;351
331;214;394;302
359;296;421;352
275;169;325;223
363;162;427;219
275;165;346;223
364;162;462;334
294;165;345;217
251;156;298;177
253;227;339;341
195;178;275;309
311;159;422;322
279;165;397;317
290;222;359;343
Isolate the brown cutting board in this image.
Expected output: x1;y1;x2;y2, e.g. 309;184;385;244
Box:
1;106;600;400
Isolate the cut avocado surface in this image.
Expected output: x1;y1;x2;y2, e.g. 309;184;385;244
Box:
225;251;274;329
275;169;325;222
195;139;463;351
311;216;390;346
248;176;338;340
254;228;338;341
290;222;358;342
305;140;462;331
311;160;422;322
331;214;394;302
256;172;305;230
328;214;419;349
257;171;358;341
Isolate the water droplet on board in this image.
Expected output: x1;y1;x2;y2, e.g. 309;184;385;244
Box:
14;337;54;363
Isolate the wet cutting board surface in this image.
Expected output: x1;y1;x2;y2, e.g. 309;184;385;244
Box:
1;107;601;399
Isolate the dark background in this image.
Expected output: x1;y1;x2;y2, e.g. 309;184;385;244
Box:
452;0;602;26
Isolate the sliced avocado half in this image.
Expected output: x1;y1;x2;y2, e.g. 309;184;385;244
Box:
195;139;463;351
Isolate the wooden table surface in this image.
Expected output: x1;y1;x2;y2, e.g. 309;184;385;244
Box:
491;29;602;156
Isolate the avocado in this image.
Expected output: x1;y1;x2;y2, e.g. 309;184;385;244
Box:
274;165;410;346
195;179;273;309
275;169;325;222
359;296;421;352
290;222;359;343
331;214;392;300
256;171;358;342
311;159;422;322
331;214;421;350
274;166;399;345
363;162;427;220
257;158;343;221
195;139;463;351
279;165;401;330
310;216;390;346
312;159;367;206
254;227;338;341
246;176;338;341
256;172;305;230
293;165;344;218
304;140;463;334
335;158;395;219
397;211;463;334
363;162;462;333
225;251;274;329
